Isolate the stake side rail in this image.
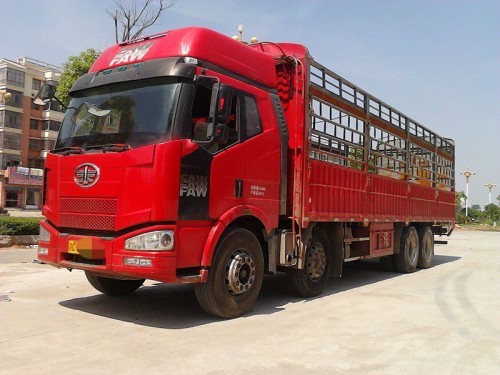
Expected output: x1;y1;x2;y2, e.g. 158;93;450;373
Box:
308;60;455;193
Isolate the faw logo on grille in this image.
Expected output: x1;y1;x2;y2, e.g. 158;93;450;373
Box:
74;163;100;188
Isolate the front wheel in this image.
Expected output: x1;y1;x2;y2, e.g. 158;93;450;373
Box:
194;228;264;319
85;272;145;296
286;228;331;297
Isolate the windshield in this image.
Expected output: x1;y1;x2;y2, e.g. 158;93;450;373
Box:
55;78;181;150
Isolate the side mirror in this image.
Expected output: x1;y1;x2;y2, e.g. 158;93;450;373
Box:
34;84;57;105
209;83;233;125
212;123;229;144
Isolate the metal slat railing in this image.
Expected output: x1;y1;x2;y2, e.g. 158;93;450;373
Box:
308;60;455;190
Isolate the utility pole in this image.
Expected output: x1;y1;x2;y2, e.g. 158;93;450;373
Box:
460;169;475;216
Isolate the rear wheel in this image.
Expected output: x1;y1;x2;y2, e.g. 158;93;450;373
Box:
394;226;419;273
417;226;434;269
194;228;264;319
85;272;145;296
287;228;331;297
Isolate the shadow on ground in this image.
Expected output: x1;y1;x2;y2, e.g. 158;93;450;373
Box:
59;254;460;329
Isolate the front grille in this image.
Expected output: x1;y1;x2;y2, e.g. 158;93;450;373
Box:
60;213;116;231
60;198;117;231
60;198;117;214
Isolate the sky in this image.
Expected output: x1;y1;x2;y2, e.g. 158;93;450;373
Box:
1;0;499;207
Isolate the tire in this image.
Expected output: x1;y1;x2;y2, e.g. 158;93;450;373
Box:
194;228;264;319
417;226;434;269
85;272;145;296
394;226;419;273
286;228;331;297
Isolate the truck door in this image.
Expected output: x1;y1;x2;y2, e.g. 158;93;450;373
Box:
182;83;281;223
212;88;281;221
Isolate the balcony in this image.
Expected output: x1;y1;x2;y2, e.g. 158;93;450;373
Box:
42;109;64;122
41;129;58;140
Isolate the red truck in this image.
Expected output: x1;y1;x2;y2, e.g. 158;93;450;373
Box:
37;27;455;318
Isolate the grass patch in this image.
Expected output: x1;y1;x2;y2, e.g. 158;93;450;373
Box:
456;223;500;232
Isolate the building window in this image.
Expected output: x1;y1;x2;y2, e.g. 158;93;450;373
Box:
29;138;42;151
43;139;56;151
5;190;21;208
1;111;22;129
28;158;45;169
43;120;61;131
46;100;64;113
7;90;24;109
5;68;25;88
1;133;22;150
0;153;21;169
30;118;39;130
32;78;42;91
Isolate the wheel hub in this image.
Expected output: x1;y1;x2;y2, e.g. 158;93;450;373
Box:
409;237;418;263
422;236;432;258
307;243;327;281
225;250;256;295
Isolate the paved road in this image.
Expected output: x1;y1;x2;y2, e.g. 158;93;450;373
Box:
1;230;499;375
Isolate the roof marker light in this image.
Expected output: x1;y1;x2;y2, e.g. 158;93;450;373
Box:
184;57;198;65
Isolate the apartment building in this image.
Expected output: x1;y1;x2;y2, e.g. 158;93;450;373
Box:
0;57;63;209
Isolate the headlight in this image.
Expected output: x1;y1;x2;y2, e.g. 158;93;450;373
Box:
125;230;174;251
39;225;51;242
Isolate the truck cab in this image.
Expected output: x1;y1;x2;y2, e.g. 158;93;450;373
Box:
38;28;287;317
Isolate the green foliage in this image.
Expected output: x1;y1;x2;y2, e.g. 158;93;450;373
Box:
468;208;481;221
0;217;43;235
455;191;465;222
484;203;500;224
56;48;101;107
456;212;467;224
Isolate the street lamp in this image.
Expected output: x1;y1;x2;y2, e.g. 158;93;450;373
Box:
460;168;475;216
484;183;497;204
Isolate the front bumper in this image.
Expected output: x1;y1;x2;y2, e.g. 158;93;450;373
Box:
38;221;207;284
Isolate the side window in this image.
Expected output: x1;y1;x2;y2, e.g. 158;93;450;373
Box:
242;95;262;139
225;95;239;147
190;85;262;152
191;84;212;143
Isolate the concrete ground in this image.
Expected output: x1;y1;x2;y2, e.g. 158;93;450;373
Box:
1;230;499;375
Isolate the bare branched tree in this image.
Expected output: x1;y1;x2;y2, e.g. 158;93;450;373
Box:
107;0;177;43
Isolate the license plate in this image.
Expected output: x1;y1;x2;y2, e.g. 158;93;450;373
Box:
68;240;79;254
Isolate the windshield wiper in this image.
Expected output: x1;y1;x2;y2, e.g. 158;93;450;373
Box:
51;146;84;155
85;143;132;153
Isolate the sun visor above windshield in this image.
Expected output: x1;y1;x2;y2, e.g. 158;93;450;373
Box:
89;27;277;88
69;57;194;95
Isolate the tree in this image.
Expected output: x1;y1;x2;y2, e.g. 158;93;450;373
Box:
484;203;500;224
468;207;481;222
455;191;467;224
107;0;177;44
56;49;101;107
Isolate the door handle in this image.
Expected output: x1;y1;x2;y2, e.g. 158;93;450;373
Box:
235;179;243;198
